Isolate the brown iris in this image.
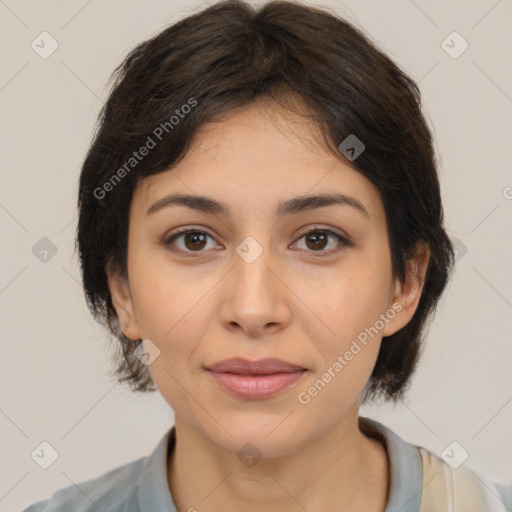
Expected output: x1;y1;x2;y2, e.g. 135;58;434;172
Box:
304;231;328;251
183;231;208;251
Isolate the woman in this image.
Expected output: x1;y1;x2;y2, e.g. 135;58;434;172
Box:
23;0;511;510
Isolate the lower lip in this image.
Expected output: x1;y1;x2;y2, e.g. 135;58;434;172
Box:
207;370;307;399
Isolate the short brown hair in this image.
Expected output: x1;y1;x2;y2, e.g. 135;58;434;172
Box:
76;0;454;403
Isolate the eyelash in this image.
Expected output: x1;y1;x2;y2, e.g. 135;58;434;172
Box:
163;225;351;258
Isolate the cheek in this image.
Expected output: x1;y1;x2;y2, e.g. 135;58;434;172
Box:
128;259;218;380
293;257;392;403
300;263;391;346
294;272;389;414
129;250;210;338
131;270;216;413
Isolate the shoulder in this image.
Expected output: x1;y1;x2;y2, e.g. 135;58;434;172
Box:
359;417;511;512
21;456;146;512
418;446;512;512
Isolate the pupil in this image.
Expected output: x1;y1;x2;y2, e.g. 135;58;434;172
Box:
308;231;327;250
186;232;206;250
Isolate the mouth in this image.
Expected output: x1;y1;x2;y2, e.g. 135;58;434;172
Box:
204;358;308;399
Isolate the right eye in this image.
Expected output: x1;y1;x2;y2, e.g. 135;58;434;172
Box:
163;228;222;256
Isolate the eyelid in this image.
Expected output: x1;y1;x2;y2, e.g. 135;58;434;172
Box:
293;224;350;243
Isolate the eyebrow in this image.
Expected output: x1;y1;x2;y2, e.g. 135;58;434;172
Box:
146;192;369;218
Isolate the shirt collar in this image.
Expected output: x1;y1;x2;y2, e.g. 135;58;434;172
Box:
359;416;423;512
137;417;423;512
137;425;177;510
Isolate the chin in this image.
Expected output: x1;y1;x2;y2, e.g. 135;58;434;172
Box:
201;412;309;460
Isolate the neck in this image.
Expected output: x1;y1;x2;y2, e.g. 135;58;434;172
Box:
167;409;389;512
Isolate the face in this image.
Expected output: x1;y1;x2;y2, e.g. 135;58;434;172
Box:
108;101;426;457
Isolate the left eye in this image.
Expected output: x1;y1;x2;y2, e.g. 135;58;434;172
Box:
293;228;350;255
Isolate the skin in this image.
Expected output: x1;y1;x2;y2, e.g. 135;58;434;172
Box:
108;99;430;512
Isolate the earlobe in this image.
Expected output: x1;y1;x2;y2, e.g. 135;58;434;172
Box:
382;242;430;337
106;265;141;340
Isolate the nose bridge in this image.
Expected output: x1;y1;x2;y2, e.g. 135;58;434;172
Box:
233;234;275;299
222;232;290;333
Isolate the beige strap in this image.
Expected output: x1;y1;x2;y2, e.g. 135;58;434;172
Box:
418;447;509;511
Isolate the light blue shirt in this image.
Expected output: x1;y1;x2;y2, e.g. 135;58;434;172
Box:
22;417;512;511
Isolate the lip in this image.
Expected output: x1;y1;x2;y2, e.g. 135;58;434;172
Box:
206;357;306;374
205;358;308;400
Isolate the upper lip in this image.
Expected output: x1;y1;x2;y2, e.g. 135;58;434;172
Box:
205;357;306;375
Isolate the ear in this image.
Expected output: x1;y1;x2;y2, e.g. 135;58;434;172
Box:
382;241;430;337
106;263;142;341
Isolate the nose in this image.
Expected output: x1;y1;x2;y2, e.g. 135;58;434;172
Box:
219;239;292;337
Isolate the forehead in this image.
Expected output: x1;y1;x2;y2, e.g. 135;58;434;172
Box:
133;102;385;223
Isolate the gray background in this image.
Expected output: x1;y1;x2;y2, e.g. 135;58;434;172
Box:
1;0;511;510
